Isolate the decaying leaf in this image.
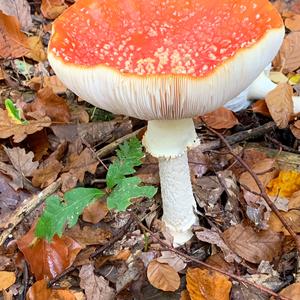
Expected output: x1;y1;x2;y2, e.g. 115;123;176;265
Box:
17;225;82;280
274;32;300;72
186;268;232;300
79;264;115;300
269;190;300;235
276;282;300;300
4;146;39;177
251;100;271;117
202;107;239;129
285;14;300;32
0;0;32;31
0;108;51;143
156;251;187;272
0;11;28;58
223;223;283;264
82;200;109;224
41;0;68;19
147;260;180;292
265;83;293;128
28;87;70;123
25;36;47;62
27;76;67;94
291;120;300;139
0;271;16;290
26;279;76;300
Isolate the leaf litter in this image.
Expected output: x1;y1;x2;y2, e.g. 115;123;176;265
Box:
1;0;300;299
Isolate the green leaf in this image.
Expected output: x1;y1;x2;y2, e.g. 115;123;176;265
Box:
106;138;144;188
4;98;27;124
107;177;157;211
35;188;104;241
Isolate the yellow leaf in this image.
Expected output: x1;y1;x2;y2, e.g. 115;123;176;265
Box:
267;170;300;197
289;74;300;85
0;271;16;290
186;268;232;300
147;260;180;292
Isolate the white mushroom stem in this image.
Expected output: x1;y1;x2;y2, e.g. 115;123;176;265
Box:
143;118;199;246
225;71;300;113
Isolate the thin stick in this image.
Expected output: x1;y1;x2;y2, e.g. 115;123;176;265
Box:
0;179;62;245
132;213;290;300
207;127;300;251
96;127;145;158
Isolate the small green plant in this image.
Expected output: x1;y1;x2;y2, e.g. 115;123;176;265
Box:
5;98;28;124
35;138;157;241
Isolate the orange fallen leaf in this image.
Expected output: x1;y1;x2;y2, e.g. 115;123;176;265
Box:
26;279;76;300
223;223;283;264
41;0;68;19
285;14;300;31
251;100;271;117
186;268;232;300
25;36;47;62
0;11;28;58
180;290;191;300
202;107;239;129
147;260;180;292
0;271;16;290
265;83;293;129
27;76;67;94
17;225;82;280
276;282;300;300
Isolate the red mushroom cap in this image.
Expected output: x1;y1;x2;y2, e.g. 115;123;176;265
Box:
48;0;284;119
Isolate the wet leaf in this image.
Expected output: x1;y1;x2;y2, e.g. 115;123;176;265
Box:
147;260;180;292
0;108;51;143
17;225;82;280
223;223;283;264
202;107;239;129
4;146;39;177
0;0;32;31
79;264;115;300
186;268;232;300
0;11;28;58
0;271;16;290
41;0;68;19
26;36;47;62
265;83;293;128
29;87;70;123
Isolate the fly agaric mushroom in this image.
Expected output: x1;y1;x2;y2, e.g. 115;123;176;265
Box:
225;67;300;113
48;0;284;245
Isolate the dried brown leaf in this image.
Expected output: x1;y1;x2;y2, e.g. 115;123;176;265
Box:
27;76;67;94
223;223;283;264
0;11;28;58
265;83;293;128
291;120;300;139
79;264;115;300
25;36;47;62
147;260;180;292
17;225;82;280
186;268;232;300
82;200;109;224
41;0;68;19
285;14;300;31
274;32;300;72
202;107;239;129
156;251;187;272
251;100;271;117
276;282;300;300
0;108;51;143
0;271;16;290
0;0;32;31
4;146;39;177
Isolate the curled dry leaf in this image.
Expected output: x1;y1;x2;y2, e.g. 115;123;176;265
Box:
223;223;283;264
26;279;76;300
0;0;32;31
79;264;115;300
0;11;28;58
147;260;180;292
274;32;300;72
41;0;68;19
156;251;187;272
285;14;300;32
0;271;16;290
4;146;39;177
186;268;232;300
0;108;51;143
202;107;239;129
269;190;300;235
17;225;82;280
265;83;293;129
25;36;47;62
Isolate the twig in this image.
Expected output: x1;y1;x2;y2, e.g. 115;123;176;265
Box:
48;215;134;287
131;213;290;300
0;179;62;246
198;121;276;152
207;127;300;251
96;127;145;158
